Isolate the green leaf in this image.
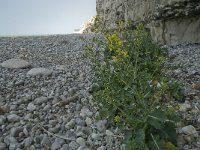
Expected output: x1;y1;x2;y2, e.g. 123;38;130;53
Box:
151;109;167;122
165;142;179;150
135;129;146;149
163;122;177;145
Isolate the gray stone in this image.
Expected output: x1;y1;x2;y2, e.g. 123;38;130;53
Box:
75;104;82;111
10;127;23;137
27;103;36;111
97;146;106;150
41;135;51;146
120;144;126;150
76;137;86;146
96;120;107;132
91;133;101;141
80;108;93;118
7;114;20;122
43;104;51;111
0;142;7;150
181;125;198;138
0;116;6;125
55;138;65;145
34;96;48;104
51;141;62;150
27;68;52;76
85;117;92;126
179;102;191;112
65;119;75;130
65;130;76;141
9;143;18;150
77;146;90;150
69;141;79;150
23;137;33;148
106;130;114;136
1;59;30;69
60;144;69;150
75;118;86;126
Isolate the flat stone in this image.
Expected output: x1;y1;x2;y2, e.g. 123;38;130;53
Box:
181;125;198;138
106;130;114;136
7;114;20;122
0;142;7;150
27;103;36;111
41;135;51;146
96;120;107;132
85;117;92;126
23;137;33;148
34;96;48;104
0;116;6;125
51;141;61;150
1;59;30;69
69;141;79;150
179;102;191;112
10;127;23;137
97;146;106;150
76;137;86;146
27;68;52;76
60;144;69;150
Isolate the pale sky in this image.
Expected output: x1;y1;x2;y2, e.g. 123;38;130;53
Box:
0;0;96;36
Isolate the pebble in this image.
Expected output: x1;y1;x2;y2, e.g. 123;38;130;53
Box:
10;127;23;137
181;125;198;138
96;120;107;132
76;137;86;146
179;102;191;112
7;114;20;122
0;116;6;125
0;142;7;150
85;117;92;126
27;68;53;76
51;141;62;150
41;135;51;146
27;103;36;111
65;119;75;130
60;144;70;150
34;96;48;104
106;130;114;136
23;137;33;148
91;133;101;141
97;146;106;150
69;141;80;150
43;104;51;111
75;117;86;126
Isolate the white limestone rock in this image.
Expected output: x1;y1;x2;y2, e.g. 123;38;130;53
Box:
27;68;52;76
1;59;30;69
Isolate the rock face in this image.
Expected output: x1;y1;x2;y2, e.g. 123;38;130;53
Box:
96;0;200;45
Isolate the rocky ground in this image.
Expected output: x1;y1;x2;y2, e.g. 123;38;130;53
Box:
0;34;124;150
0;34;199;150
165;44;200;150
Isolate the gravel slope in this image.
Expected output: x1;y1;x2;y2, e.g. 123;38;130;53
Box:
0;34;124;150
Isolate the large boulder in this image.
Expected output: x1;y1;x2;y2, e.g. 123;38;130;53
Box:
96;0;200;45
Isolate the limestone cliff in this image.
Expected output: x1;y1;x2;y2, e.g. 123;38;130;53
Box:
96;0;200;45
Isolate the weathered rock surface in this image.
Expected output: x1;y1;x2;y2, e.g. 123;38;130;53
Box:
96;0;200;45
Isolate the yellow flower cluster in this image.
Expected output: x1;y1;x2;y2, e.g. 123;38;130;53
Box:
105;31;128;62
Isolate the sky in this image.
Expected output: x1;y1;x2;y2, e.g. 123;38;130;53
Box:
0;0;96;36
